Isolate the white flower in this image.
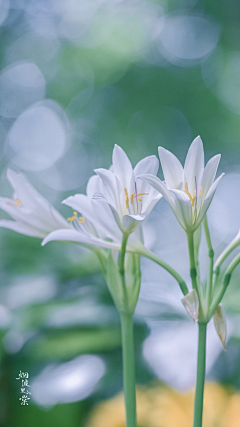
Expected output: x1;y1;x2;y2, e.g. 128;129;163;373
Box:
42;174;145;253
138;136;224;232
92;144;162;235
0;170;71;238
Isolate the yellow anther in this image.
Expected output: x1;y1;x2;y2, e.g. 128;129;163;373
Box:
15;199;22;206
124;188;129;208
67;216;75;222
200;186;203;197
138;197;142;201
130;193;135;204
137;192;149;197
73;211;77;216
184;182;196;206
79;217;85;223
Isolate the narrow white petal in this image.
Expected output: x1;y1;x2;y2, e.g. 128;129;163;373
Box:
158;147;184;189
200;154;221;199
168;189;193;231
184;136;204;195
137;174;174;207
63;194;122;241
93;168;119;211
182;289;199;322
0;219;46;238
5;169;70;230
42;229;121;250
213;304;226;349
86;174;104;198
112;145;135;195
196;173;224;228
134;155;159;197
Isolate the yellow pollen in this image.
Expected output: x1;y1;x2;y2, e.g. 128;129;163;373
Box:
67;216;75;222
124;188;129;208
15;199;22;206
130;193;135;204
138;197;142;201
73;211;77;216
200;186;203;197
79;217;85;223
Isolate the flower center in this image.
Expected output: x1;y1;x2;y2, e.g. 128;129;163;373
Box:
67;211;85;223
124;186;148;214
184;180;203;207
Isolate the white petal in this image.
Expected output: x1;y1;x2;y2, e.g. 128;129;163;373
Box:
122;212;147;234
184;136;204;195
181;289;199;322
5;169;69;229
93;168;119;211
169;189;193;231
112;145;135;195
134;155;159;178
196;173;224;228
0;219;45;238
86;174;104;198
138;174;174;208
63;194;121;241
158;147;184;189
213;304;226;349
42;229;121;250
200;154;221;199
134;155;159;198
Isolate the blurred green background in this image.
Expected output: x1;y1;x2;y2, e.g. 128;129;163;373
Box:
0;0;240;426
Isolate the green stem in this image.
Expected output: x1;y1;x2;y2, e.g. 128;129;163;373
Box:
187;232;198;292
120;312;137;427
118;233;130;310
214;233;240;272
210;252;240;317
202;216;214;307
135;247;188;296
193;323;207;427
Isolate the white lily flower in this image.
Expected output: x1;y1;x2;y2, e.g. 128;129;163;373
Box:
92;144;162;235
138;136;224;232
0;170;71;238
42;173;145;253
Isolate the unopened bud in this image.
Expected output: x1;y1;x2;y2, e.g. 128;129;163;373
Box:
181;289;199;322
213;304;227;350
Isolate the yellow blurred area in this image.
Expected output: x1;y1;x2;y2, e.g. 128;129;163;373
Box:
86;383;240;427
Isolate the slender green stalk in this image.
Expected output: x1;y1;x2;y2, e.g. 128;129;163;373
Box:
120;312;137;427
118;233;130;309
187;232;198;292
202;216;214;307
210;252;240;317
193;323;207;427
135;247;189;296
214;233;240;271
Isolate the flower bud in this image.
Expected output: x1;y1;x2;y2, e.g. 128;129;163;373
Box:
213;304;226;349
181;289;199;322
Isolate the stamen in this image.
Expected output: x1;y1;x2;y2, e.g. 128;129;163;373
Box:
138;197;142;201
73;211;77;216
195;176;197;204
135;182;138;213
137;193;149;197
184;182;196;207
130;193;135;205
200;186;203;197
67;216;76;222
15;199;22;206
124;188;129;209
79;217;85;223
